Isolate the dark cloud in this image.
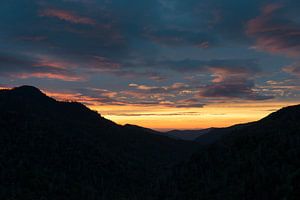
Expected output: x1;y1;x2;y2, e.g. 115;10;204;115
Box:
192;60;274;100
172;0;264;43
123;58;260;77
110;70;167;81
0;52;82;81
0;50;166;82
0;0;263;64
164;59;260;74
0;0;298;106
144;28;217;48
0;0;127;60
200;80;273;100
122;58;270;101
0;53;35;69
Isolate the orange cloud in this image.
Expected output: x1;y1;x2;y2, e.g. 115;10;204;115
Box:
15;73;84;82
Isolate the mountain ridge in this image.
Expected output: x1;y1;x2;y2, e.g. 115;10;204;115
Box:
0;86;299;199
0;85;198;200
157;105;300;200
167;128;214;141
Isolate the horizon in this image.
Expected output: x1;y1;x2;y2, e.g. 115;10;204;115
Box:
1;85;299;131
1;0;300;130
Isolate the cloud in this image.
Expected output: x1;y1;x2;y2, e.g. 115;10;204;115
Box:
48;85;204;108
246;3;300;57
39;8;96;25
172;0;264;43
199;81;273;100
46;88;123;106
198;64;273;100
0;0;298;107
144;28;216;48
19;36;48;42
260;79;300;98
110;70;167;81
125;58;260;73
15;73;83;82
0;50;166;82
121;83;205;108
175;99;205;108
283;62;300;76
0;52;83;81
80;56;167;81
124;58;272;101
128;82;191;94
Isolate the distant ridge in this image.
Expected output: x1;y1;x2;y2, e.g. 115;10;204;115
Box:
158;104;300;200
167;128;213;141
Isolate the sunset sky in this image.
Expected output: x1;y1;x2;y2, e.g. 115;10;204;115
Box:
1;0;300;130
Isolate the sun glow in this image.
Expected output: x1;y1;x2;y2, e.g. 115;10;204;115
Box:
2;87;297;131
88;101;299;131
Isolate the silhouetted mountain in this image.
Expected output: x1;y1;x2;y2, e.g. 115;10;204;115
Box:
156;105;300;200
0;86;198;200
167;128;213;141
1;86;299;200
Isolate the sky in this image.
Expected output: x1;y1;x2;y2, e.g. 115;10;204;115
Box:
1;0;300;130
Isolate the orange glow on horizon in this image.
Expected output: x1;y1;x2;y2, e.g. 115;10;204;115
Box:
88;101;300;131
42;90;300;130
1;87;298;131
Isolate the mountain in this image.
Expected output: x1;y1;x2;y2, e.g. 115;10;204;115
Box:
155;105;300;200
167;128;213;141
1;86;299;200
0;86;198;200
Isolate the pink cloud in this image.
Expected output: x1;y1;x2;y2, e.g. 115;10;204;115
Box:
33;55;77;70
246;3;300;57
262;3;283;14
208;66;257;83
39;8;96;25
